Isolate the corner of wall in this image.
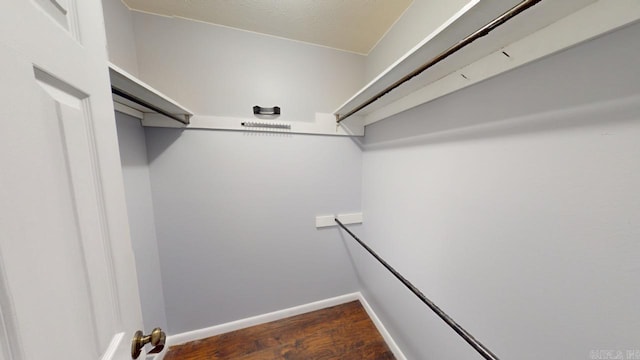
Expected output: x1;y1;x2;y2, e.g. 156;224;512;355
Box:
102;0;140;75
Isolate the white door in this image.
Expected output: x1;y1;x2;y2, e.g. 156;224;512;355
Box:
0;1;144;360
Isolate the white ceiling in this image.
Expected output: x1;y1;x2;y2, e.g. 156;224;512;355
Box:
121;0;413;54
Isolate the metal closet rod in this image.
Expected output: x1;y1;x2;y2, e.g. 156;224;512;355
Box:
111;87;189;125
334;218;500;360
336;0;542;123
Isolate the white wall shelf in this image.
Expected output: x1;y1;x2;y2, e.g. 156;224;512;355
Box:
110;62;364;136
109;63;194;125
335;0;640;126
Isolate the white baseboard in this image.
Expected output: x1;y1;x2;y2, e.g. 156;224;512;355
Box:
356;293;407;360
152;292;406;360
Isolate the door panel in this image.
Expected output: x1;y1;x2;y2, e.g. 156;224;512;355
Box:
0;47;98;360
33;0;76;35
0;1;143;359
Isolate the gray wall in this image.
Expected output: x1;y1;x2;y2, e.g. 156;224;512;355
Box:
145;129;362;333
131;13;366;334
355;23;640;359
101;0;139;75
114;113;168;331
132;12;365;120
104;0;169;332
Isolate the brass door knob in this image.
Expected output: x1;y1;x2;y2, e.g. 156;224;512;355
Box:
131;327;166;359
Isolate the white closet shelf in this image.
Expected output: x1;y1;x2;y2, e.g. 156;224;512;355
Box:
108;63;363;136
335;0;640;126
109;63;193;124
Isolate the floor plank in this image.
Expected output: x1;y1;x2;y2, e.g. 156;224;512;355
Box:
164;300;396;360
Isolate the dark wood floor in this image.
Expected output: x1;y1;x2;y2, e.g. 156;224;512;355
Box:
164;300;395;360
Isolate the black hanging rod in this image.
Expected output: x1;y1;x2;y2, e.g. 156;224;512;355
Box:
334;218;500;360
336;0;541;123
